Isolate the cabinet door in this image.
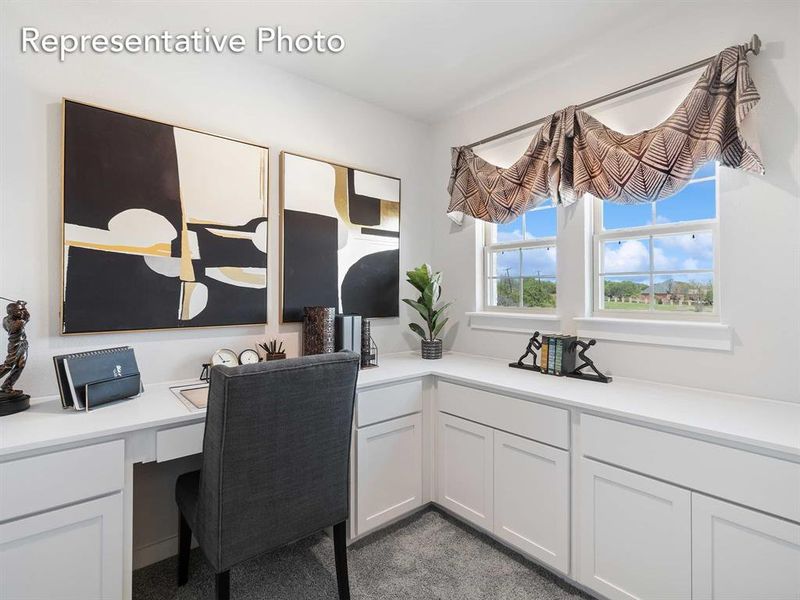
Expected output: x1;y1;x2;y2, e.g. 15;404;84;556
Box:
493;430;569;573
578;459;691;600
356;413;422;536
692;493;800;600
0;493;123;600
436;412;493;530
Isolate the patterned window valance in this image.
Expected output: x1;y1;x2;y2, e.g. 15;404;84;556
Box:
447;44;764;224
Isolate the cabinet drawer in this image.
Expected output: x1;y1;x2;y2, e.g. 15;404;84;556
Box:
156;422;205;462
357;379;422;428
437;381;569;449
0;440;124;521
582;414;800;522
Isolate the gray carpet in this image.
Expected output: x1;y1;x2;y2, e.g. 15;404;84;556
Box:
133;507;593;599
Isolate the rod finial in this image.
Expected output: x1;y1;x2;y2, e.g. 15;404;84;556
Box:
749;34;761;56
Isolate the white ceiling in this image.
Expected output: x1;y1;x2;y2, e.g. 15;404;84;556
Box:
25;1;676;122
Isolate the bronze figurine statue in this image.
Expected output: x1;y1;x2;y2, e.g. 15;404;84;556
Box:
508;331;543;372
0;298;31;415
516;331;542;367
569;338;611;382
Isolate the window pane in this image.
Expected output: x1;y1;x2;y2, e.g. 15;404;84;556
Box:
602;275;650;310
602;201;652;230
693;161;716;179
522;247;556;278
523;277;556;308
656;180;716;224
525;201;556;239
489;249;520;278
653;232;713;272
495;215;524;243
488;278;520;307
602;238;650;274
652;273;713;312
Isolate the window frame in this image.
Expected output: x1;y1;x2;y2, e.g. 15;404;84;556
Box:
482;202;558;314
591;165;720;321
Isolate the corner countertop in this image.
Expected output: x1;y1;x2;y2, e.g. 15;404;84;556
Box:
1;352;798;460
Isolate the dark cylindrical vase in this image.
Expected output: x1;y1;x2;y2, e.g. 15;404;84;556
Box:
421;338;443;360
303;306;335;356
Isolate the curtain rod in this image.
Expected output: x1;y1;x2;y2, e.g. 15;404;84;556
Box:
466;34;762;149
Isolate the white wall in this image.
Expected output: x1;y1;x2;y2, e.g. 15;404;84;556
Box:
431;2;800;403
0;3;433;565
0;8;433;401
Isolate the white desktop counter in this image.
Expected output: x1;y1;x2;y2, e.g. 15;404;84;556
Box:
1;352;798;600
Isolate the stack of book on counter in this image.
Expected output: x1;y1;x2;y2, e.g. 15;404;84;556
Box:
539;334;577;376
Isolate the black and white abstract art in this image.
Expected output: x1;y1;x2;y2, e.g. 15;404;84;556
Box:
280;152;400;323
62;100;269;334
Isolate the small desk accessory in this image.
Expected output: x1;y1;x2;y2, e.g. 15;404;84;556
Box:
509;332;611;383
171;383;209;411
53;346;143;410
259;339;286;361
0;297;30;416
360;319;378;369
211;348;238;367
238;349;260;365
199;363;211;383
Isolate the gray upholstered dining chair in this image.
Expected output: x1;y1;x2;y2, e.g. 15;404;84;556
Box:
175;351;360;600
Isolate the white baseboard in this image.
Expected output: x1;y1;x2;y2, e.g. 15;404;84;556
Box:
133;534;198;570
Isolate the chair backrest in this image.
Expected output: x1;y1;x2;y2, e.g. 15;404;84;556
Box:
194;351;360;571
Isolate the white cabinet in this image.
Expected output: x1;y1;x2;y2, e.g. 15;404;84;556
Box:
436;412;493;530
578;458;691;600
355;413;422;536
692;493;800;600
0;493;124;600
493;430;569;573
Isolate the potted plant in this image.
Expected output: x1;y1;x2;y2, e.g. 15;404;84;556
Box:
403;264;451;359
258;339;286;361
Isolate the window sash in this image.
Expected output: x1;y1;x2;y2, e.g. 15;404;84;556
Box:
593;225;718;318
484;239;557;311
592;164;719;319
483;204;558;312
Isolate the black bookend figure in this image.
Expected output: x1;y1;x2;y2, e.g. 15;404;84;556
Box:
509;331;542;372
0;299;31;415
567;339;612;383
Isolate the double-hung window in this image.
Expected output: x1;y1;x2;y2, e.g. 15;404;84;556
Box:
484;199;557;311
593;163;718;317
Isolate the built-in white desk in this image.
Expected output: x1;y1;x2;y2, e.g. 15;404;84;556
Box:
1;352;798;600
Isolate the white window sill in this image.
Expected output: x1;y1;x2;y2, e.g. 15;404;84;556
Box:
574;317;733;351
466;311;562;334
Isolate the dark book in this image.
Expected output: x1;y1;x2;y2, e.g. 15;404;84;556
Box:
335;314;362;353
560;336;578;375
57;347;141;410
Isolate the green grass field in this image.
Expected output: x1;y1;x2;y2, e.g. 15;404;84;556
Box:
603;301;712;313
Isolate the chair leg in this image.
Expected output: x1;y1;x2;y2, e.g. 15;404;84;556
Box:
177;512;191;587
215;570;230;600
333;521;350;600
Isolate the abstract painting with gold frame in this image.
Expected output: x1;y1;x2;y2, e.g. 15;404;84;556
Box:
61;100;269;334
280;152;400;323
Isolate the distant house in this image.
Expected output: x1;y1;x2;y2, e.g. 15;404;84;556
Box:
639;278;702;305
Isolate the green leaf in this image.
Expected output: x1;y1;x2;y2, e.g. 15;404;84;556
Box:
432;302;452;322
432;317;449;339
408;322;427;339
421;282;434;309
405;265;430;294
402;298;430;319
